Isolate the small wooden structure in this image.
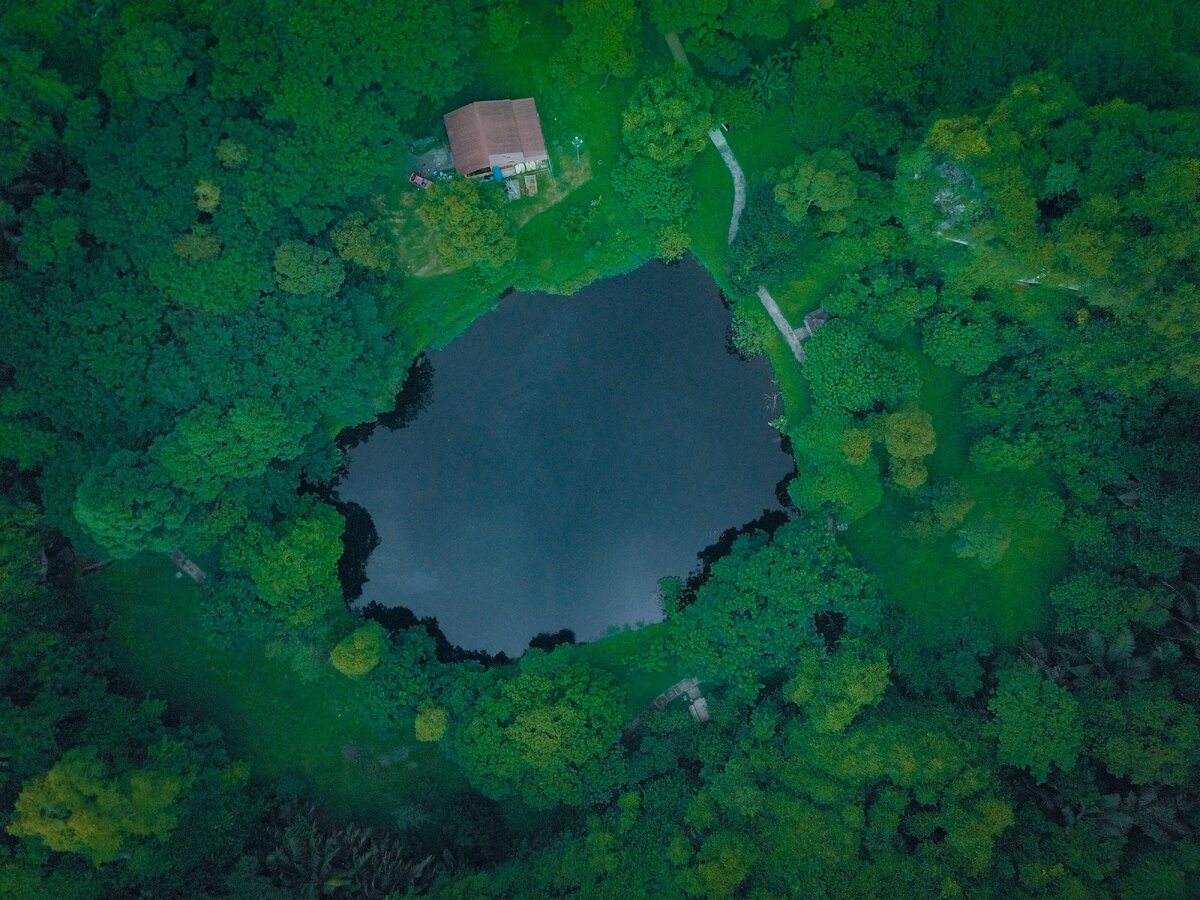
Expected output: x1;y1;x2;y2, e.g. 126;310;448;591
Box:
168;549;207;584
624;676;710;738
800;308;831;340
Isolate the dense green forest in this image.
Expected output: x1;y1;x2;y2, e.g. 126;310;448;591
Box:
2;0;1199;896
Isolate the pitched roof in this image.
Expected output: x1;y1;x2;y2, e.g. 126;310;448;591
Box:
444;99;548;176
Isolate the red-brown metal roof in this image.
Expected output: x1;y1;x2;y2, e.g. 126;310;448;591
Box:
444;99;548;176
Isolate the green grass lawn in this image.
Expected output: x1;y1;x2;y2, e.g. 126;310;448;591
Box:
843;342;1069;643
87;556;469;828
725;104;797;175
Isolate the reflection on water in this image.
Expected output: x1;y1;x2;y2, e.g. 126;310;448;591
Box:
336;260;792;655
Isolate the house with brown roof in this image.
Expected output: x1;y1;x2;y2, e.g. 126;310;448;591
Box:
444;98;549;180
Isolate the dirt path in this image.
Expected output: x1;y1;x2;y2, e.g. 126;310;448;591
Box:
664;33;744;243
664;31;689;67
664;33;791;351
708;128;746;244
757;286;805;362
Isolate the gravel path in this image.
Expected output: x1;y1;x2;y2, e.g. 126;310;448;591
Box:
665;31;689;66
664;32;794;356
757;286;805;363
708;128;746;244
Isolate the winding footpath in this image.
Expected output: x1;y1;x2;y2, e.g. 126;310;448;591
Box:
709;129;746;244
757;286;806;361
665;33;801;361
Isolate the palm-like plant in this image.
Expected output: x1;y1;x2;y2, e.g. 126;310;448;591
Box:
1017;634;1069;684
1067;787;1194;843
1061;629;1153;689
263;803;448;898
1161;584;1200;660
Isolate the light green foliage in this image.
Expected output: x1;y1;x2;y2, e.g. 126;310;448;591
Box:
789;414;885;521
273;240;346;297
449;655;628;809
7;747;183;866
329;623;388;678
231;504;345;623
839;426;872;464
621;66;714;170
3;1;1200;895
953;518;1012;569
557;0;640;79
330;211;393;271
685;831;755;898
414;706;449;742
883;405;936;460
989;665;1082;782
775;148;861;234
882;405;935;491
655;222;691;261
417;178;517;270
152;400;307;501
786;639;889;733
911;71;1200;387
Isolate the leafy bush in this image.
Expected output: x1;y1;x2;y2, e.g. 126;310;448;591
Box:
330;623;388;678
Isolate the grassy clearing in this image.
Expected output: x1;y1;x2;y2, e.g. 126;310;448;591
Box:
87;556;469;827
845;476;1068;644
725;104;797;175
843;343;1068;643
686;144;736;277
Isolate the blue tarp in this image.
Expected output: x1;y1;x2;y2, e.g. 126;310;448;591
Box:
492;165;504;181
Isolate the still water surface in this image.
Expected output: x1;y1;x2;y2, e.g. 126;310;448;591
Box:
337;260;791;654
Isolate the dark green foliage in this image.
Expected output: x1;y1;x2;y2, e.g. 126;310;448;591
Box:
803;320;920;414
3;1;1200;896
611;154;694;222
262;803;444;898
728;184;813;290
672;518;882;695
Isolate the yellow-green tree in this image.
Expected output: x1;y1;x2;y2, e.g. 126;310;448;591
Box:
417;178;517;271
7;748;183;866
330;622;388;678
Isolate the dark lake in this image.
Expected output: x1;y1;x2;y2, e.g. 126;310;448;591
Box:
336;260;792;655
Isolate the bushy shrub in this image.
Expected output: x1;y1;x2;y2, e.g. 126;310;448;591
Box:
330;623;388;678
